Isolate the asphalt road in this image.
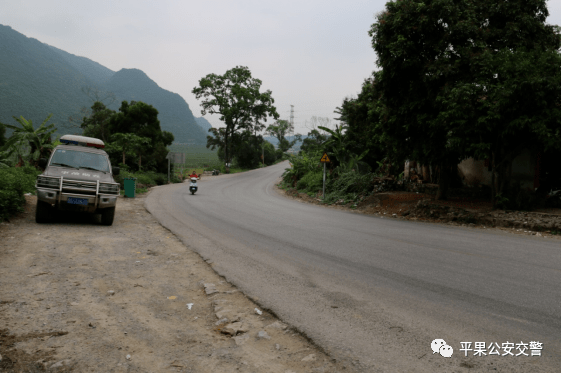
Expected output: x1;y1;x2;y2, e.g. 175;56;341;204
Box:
146;162;561;372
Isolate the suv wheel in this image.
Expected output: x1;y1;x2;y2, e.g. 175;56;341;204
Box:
35;201;51;223
101;207;115;226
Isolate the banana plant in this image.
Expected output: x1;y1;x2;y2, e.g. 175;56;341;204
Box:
2;114;57;165
318;124;369;174
318;125;348;166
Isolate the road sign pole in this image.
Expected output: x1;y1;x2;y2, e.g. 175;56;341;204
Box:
319;152;330;200
168;158;170;184
323;162;326;200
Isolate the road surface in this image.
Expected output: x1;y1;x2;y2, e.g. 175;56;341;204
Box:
146;162;561;372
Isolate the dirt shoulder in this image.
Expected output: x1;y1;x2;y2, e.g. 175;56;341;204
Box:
0;192;348;373
277;185;561;240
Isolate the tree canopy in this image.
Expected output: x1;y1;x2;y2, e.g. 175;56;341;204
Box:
192;66;279;172
79;100;174;173
370;0;561;201
81;101;116;143
335;76;384;172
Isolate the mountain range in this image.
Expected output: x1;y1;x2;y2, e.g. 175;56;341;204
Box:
0;24;211;144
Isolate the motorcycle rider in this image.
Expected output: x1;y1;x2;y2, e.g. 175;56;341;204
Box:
189;171;199;179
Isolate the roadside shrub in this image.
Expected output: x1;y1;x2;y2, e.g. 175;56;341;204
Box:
323;170;374;204
296;170;323;192
152;172;168;186
115;169;168;188
282;150;322;186
114;169;135;188
135;173;156;186
496;183;540;211
0;165;41;221
145;171;167;185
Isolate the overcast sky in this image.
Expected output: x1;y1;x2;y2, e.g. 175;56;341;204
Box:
3;0;561;135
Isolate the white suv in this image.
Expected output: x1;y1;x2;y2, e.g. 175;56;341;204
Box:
35;135;120;225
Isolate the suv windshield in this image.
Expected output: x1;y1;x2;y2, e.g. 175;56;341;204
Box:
49;149;110;173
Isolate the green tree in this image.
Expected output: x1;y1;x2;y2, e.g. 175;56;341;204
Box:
335;76;385;172
192;66;279;173
266;120;301;154
205;127;228;161
262;140;276;165
108;101;173;173
233;132;265;169
319;125;369;175
2;114;57;166
370;0;561;202
80;101;116;143
109;133;151;166
300;129;328;155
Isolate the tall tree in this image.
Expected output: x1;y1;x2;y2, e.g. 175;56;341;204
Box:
299;129;328;155
80;101;116;143
234;132;266;169
266;120;301;153
107;101;173;173
370;0;561;202
335;75;384;172
192;66;279;173
109;133;151;166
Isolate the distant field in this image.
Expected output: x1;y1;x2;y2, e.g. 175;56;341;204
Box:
168;144;219;168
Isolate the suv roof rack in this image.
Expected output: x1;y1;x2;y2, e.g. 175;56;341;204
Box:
60;135;105;148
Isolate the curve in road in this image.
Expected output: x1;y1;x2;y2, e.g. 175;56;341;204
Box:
146;161;561;372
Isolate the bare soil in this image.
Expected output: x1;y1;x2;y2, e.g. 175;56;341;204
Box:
0;192;348;373
278;186;561;239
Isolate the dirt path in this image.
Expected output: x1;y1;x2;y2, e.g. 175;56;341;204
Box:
0;192;347;373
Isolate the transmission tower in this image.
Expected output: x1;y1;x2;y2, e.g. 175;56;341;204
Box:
289;105;294;138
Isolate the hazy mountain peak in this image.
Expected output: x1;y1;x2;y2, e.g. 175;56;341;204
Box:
0;24;207;144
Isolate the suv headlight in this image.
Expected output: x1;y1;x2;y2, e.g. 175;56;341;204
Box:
99;183;119;194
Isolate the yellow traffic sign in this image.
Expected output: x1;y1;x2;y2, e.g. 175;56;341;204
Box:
320;153;330;163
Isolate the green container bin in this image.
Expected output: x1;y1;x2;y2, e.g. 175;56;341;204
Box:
123;177;136;198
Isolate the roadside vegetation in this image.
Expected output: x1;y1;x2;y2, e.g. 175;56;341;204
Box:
0;117;53;220
192;66;284;173
0;99;182;220
282;0;561;211
4;1;561;221
0;165;41;221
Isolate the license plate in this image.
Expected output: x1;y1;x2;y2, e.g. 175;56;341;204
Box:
67;197;88;205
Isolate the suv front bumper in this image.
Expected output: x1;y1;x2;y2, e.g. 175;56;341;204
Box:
37;188;118;213
36;176;119;213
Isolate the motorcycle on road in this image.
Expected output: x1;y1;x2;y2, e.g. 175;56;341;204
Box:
189;177;198;195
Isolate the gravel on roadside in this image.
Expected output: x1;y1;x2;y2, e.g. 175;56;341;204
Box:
0;192;350;373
